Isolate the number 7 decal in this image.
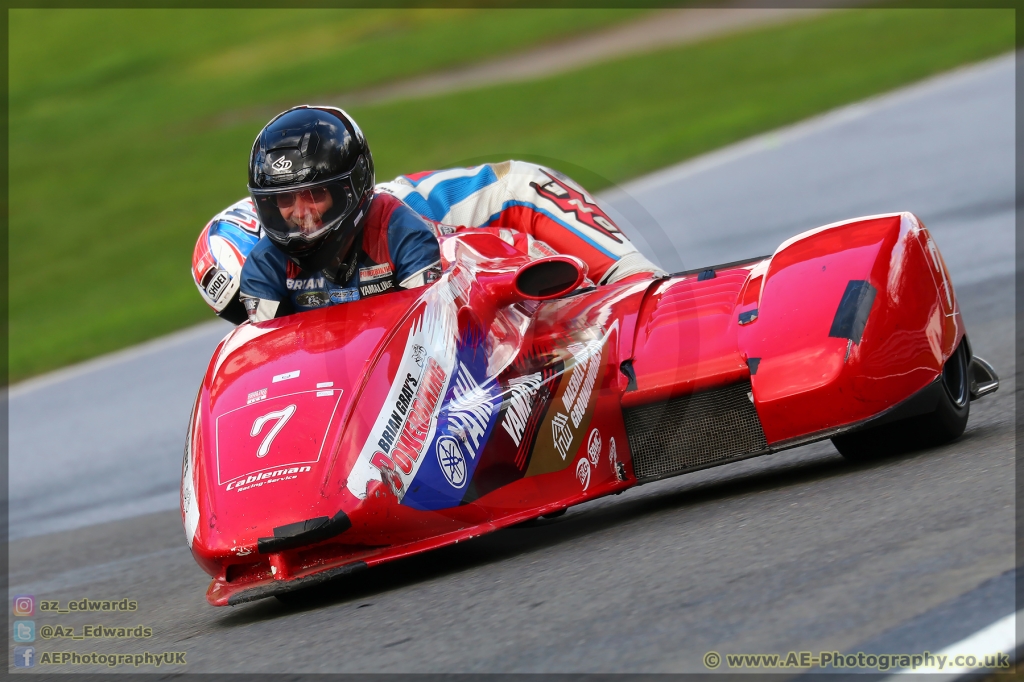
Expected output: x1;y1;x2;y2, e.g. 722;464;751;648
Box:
250;404;297;458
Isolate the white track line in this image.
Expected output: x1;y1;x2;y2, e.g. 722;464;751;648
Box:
884;610;1019;677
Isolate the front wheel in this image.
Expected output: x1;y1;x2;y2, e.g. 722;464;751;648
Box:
832;338;970;461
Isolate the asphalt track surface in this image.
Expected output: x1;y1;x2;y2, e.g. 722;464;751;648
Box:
8;53;1015;673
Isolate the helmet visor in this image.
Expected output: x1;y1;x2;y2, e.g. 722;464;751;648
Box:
250;177;357;246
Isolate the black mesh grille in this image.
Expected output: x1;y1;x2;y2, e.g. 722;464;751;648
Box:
624;381;768;481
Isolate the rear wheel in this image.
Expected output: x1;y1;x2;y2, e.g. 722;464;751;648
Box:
832;338;970;461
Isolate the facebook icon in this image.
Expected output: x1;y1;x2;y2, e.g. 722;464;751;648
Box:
14;646;35;668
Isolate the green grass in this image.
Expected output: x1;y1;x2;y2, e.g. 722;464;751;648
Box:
8;8;1014;382
358;8;1015;190
8;8;647;381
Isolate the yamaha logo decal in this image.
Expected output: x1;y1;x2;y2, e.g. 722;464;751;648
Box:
436;436;467;489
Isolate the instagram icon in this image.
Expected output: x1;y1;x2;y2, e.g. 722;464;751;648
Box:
12;596;34;617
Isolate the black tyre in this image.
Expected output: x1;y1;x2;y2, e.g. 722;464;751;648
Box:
832;338;970;461
273;585;322;606
273;589;305;605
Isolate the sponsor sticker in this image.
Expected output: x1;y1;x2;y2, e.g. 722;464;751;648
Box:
329;288;361;304
287;275;326;291
436;436;468;488
316;390;333;397
205;270;230;300
501;372;543;448
552;412;573;460
562;340;602;429
359;279;395;297
532;170;624;244
366;358;449;496
270;154;292;172
375;373;420;456
424;266;442;284
226;465;312;492
587;428;602;466
272;370;299;383
548;335;606;463
445;361;495;459
576;458;591;491
524;321;617;479
412;344;426;366
246;388;267;405
359;262;393;282
317;382;334;388
295;291;329;308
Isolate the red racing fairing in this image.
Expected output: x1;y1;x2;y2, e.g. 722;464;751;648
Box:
182;212;994;605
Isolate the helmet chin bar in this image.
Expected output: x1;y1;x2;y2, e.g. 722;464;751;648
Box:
320;229;363;284
289;217;362;280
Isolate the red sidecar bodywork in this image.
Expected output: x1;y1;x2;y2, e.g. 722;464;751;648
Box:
181;212;979;605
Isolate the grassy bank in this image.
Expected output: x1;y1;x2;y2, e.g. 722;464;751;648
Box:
8;8;1014;381
359;9;1014;190
8;8;647;381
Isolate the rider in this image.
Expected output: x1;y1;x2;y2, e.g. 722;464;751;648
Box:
239;106;441;323
194;105;662;324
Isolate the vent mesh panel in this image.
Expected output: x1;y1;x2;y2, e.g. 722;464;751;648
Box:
625;381;768;481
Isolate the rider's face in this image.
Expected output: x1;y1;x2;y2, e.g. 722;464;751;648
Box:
276;187;334;235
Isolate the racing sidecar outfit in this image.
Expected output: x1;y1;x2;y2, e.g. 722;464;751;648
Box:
377;160;664;285
238;192;441;322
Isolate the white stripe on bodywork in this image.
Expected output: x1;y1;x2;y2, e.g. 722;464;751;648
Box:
345;278;463;500
181;396;200;547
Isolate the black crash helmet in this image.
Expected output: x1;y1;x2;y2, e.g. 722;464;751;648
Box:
248;106;375;272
